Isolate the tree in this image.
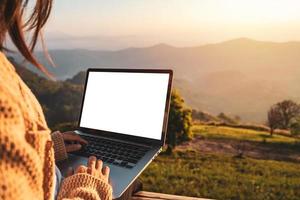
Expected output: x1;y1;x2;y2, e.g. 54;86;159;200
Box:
166;89;193;153
267;106;282;135
267;100;300;135
276;100;300;129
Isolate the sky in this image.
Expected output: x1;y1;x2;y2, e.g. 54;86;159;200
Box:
42;0;300;49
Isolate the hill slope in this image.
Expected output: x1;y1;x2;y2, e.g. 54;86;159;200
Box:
10;38;300;122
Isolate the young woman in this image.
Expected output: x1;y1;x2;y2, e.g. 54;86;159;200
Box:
0;1;112;199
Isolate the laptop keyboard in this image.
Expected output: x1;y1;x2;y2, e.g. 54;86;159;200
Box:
72;135;151;169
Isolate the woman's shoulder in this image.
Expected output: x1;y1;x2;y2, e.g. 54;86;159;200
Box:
0;51;50;131
0;52;23;110
0;83;25;132
0;52;30;131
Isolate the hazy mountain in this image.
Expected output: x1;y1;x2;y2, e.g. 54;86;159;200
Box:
10;38;300;123
42;32;161;50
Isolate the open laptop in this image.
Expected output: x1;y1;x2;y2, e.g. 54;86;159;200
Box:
58;68;173;198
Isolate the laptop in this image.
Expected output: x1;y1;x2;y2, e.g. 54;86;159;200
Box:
58;68;173;198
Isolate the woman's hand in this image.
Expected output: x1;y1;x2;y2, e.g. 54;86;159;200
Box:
61;131;88;153
67;156;110;183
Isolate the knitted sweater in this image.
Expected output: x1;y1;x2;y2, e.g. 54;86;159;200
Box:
0;52;112;200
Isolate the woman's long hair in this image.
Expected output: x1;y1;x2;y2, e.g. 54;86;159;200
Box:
0;0;53;77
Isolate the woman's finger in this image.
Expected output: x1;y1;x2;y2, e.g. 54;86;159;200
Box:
75;165;87;174
65;144;82;152
87;156;96;174
88;156;96;170
102;166;110;177
72;134;88;144
96;159;103;170
63;132;88;144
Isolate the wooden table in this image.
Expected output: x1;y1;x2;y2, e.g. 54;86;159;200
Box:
132;191;213;200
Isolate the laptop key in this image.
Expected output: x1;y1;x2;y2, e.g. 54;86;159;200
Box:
125;163;135;168
96;155;103;160
110;154;118;159
107;159;114;163
113;159;122;165
106;153;112;158
125;158;138;164
131;155;141;160
102;157;109;162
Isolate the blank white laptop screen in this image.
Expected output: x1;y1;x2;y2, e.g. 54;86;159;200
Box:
80;71;170;140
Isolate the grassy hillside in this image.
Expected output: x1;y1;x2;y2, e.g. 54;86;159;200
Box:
193;125;297;144
140;125;300;200
140;152;300;200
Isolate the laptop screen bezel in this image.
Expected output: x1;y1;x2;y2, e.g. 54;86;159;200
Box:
77;68;173;146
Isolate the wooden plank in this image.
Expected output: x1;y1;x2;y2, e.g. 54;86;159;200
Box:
132;191;213;200
132;197;158;200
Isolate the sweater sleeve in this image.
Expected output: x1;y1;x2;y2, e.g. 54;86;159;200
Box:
51;131;68;162
58;173;113;200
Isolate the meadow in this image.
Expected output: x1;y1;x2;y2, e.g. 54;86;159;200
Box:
139;125;300;200
193;125;298;144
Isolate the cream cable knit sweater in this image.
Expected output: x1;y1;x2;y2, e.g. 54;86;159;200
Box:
0;52;112;200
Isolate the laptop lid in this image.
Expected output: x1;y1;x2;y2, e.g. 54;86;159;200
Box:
78;68;173;146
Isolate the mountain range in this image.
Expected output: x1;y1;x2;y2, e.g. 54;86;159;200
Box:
11;38;300;123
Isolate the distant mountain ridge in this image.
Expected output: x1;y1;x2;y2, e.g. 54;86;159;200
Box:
10;38;300;123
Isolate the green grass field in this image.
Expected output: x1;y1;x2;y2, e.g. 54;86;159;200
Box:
139;125;300;200
193;125;299;144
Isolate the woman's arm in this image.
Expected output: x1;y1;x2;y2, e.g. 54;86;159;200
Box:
51;131;68;162
51;131;88;162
